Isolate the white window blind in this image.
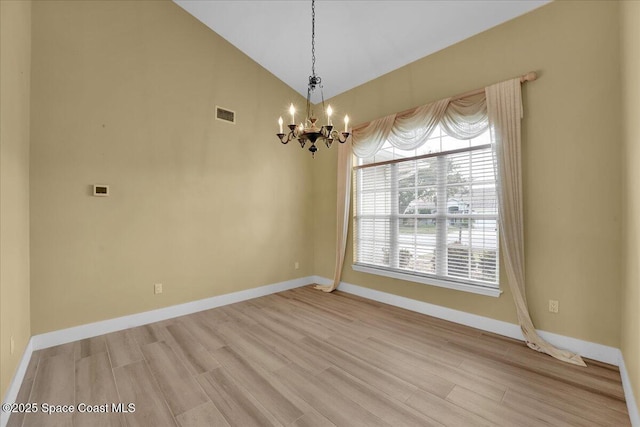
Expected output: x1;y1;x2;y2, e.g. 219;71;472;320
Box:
353;125;499;293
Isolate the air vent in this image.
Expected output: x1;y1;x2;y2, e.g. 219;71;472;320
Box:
215;106;236;124
93;184;109;197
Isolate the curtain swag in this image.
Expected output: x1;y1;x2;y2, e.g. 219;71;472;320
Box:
318;75;587;367
351;95;488;158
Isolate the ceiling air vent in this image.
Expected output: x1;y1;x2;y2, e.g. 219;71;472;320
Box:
215;106;236;124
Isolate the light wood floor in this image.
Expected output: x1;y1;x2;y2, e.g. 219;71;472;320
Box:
8;286;630;426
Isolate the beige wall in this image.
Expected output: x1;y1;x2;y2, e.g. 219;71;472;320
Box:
29;0;312;334
9;0;638;409
0;0;32;398
621;0;640;412
315;0;623;347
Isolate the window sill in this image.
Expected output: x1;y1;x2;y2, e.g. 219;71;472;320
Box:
351;264;502;298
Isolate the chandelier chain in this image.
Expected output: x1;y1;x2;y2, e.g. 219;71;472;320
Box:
311;0;316;77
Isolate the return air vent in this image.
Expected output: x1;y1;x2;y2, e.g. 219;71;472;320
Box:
215;106;236;124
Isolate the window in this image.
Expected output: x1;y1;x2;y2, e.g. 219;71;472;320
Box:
353;125;500;296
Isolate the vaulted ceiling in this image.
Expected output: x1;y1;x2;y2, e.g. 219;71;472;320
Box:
174;1;549;102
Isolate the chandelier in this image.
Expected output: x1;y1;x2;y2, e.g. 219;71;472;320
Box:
276;0;350;157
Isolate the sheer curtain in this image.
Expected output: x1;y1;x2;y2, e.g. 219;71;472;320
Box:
314;141;352;293
486;79;585;366
321;77;586;367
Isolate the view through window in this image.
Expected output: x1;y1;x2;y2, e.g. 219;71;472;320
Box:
353;124;499;292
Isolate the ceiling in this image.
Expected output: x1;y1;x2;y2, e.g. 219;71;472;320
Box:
174;1;549;103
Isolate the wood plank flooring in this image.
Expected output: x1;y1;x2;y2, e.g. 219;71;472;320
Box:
7;286;631;426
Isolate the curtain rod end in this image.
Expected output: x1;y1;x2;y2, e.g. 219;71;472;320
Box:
521;71;538;83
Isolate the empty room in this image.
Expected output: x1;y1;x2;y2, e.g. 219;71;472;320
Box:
1;0;639;426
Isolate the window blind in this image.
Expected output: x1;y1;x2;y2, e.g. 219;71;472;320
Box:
353;126;499;290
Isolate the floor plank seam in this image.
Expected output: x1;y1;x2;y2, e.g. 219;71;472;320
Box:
139;341;181;426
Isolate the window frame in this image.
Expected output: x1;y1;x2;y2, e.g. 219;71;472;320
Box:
352;129;501;298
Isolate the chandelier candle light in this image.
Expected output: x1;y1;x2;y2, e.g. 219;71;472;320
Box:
276;0;350;157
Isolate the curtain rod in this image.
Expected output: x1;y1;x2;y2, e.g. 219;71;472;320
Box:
352;71;538;132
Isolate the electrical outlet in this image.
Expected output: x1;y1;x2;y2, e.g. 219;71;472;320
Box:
294;261;299;270
10;336;15;355
549;299;559;313
154;283;163;295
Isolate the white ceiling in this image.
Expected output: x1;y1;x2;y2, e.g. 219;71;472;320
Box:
174;1;549;103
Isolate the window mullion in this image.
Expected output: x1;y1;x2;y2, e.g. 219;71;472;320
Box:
468;149;473;280
390;163;399;269
355;168;362;262
413;161;418;269
436;155;447;277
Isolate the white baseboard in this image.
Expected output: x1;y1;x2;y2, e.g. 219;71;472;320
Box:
1;338;34;427
313;275;639;424
316;276;619;363
1;276;313;427
619;352;640;427
33;276;313;350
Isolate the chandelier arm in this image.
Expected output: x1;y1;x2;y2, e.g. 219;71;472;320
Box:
330;129;351;144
